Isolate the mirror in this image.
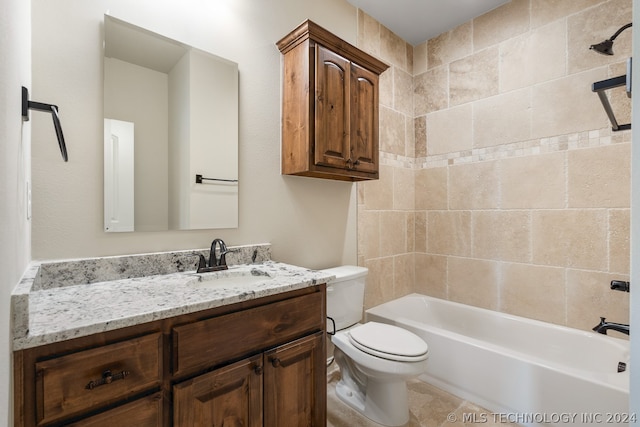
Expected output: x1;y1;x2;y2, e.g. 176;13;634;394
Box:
103;15;239;232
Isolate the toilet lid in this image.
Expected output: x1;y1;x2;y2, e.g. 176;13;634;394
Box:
348;322;429;362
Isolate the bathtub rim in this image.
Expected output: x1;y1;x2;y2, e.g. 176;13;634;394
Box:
365;293;630;393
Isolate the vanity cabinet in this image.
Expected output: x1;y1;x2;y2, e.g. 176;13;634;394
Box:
277;20;389;182
172;291;325;426
14;286;326;427
173;333;324;427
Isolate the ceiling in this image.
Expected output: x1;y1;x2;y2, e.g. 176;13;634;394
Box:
346;0;510;46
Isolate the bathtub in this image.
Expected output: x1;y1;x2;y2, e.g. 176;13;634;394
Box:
365;294;631;427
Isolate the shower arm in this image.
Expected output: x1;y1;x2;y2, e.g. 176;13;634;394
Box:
610;23;633;42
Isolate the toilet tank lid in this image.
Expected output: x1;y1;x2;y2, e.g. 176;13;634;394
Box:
320;265;368;283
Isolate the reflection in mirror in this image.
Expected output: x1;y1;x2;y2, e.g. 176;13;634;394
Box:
103;15;239;232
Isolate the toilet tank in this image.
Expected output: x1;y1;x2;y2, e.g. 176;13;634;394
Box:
322;265;368;332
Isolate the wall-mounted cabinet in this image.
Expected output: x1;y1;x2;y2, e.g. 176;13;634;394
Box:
277;20;389;182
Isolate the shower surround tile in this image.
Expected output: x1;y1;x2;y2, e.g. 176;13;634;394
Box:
426;104;472;155
501;263;566;324
532;210;608;270
448;160;500;210
449;46;499;106
472;211;531;263
530;0;604;29
500;151;566;209
472;0;530;51
472;88;531;148
414;67;449;116
609;209;631;274
427;22;472;70
499;20;566;92
448;257;499;310
568;143;631;208
380;106;408;155
357;1;630;336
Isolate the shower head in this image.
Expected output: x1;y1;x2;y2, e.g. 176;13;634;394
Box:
590;23;632;56
590;39;614;55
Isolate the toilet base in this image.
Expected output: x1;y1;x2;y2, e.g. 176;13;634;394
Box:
334;376;410;426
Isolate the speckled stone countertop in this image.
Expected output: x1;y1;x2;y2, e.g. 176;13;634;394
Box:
12;244;334;351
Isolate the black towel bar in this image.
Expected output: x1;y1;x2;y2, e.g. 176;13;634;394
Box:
195;174;238;184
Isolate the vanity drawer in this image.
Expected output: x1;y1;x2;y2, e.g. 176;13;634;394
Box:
173;291;324;375
35;333;162;426
66;392;162;427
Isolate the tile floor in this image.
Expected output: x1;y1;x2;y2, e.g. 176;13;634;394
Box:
326;364;520;427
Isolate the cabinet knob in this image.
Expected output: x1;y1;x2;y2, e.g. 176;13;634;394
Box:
271;358;281;367
254;365;263;375
346;158;360;169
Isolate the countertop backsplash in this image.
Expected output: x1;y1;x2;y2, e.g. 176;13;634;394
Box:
32;243;271;291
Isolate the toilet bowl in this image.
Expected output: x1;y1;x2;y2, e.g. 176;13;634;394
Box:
322;266;429;426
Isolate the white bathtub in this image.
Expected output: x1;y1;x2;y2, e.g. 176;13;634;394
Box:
365;294;631;427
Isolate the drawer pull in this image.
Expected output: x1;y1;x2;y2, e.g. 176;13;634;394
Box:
85;369;130;390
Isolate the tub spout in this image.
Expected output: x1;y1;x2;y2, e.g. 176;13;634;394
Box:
592;317;629;335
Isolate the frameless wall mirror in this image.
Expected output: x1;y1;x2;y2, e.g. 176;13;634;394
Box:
103;15;239;232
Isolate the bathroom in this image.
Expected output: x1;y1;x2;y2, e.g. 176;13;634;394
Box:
1;0;639;425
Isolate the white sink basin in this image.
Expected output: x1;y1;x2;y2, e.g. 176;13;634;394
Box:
190;269;274;289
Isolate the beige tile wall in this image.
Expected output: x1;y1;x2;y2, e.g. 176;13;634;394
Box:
357;0;631;333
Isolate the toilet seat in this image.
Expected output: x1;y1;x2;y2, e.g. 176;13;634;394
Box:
347;322;429;362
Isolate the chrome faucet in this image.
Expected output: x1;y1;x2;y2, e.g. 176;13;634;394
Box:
209;238;229;270
592;317;629;336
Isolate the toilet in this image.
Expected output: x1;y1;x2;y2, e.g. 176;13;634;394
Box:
322;266;429;427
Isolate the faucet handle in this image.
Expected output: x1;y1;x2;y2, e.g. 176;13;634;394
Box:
191;252;207;271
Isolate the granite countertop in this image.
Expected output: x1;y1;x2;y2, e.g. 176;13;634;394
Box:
12;245;334;351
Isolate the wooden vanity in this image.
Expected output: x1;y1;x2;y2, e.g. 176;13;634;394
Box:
14;285;326;427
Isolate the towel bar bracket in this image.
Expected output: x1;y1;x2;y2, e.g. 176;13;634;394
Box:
591;57;632;132
21;86;68;162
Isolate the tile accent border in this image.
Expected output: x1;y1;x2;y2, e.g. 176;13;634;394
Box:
381;127;631;169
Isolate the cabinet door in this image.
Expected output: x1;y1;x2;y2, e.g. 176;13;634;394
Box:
315;45;351;169
173;355;263;427
350;62;379;174
264;332;325;427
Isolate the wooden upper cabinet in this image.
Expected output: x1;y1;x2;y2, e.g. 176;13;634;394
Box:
277;20;388;182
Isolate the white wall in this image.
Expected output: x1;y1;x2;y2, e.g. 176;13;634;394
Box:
1;0;31;424
31;0;358;269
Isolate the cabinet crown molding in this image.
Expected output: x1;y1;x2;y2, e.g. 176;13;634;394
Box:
276;19;388;75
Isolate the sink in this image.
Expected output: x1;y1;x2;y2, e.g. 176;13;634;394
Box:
190;268;274;289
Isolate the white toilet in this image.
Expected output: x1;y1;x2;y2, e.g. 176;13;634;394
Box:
322;266;429;427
